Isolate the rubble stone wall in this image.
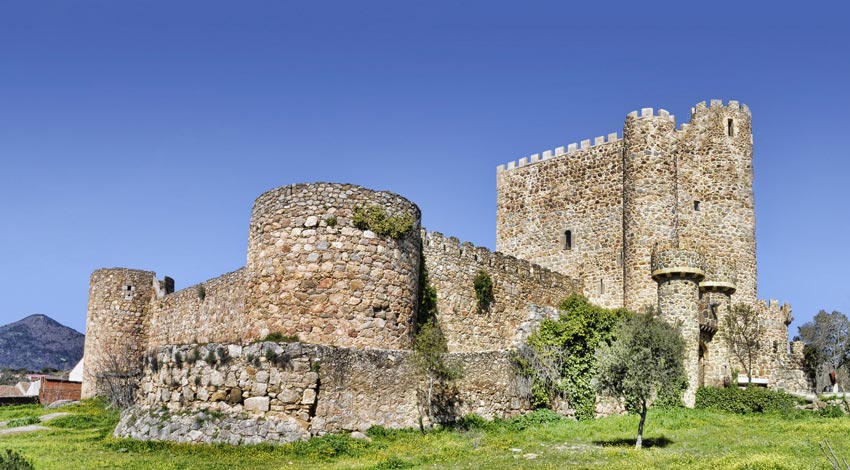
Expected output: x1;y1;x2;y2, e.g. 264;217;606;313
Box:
115;341;533;444
146;269;247;348
244;183;422;349
423;230;581;352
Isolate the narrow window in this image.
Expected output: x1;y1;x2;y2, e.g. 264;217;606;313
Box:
772;341;778;354
694;200;701;211
726;118;734;137
564;230;572;250
599;279;604;295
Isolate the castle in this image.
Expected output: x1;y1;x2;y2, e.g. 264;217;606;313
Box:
83;100;807;445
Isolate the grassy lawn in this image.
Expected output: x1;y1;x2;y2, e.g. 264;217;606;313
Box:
1;401;849;469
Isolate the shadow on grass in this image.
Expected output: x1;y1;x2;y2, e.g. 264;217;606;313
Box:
593;436;674;448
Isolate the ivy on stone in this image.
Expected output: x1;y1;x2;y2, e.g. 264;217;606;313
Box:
515;294;628;420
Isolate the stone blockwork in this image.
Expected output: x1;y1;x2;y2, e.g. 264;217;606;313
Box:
423;230;581;352
496;99;804;395
245;183;422;349
496;135;624;309
147;269;246;348
114;341;533;444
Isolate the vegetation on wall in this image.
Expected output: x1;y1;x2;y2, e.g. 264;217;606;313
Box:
197;285;206;301
472;270;494;312
595;312;686;449
352;205;414;239
411;319;462;431
513;294;629;420
416;251;437;327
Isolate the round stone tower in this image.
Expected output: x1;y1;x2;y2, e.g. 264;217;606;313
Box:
652;248;704;407
623;108;679;312
676;100;756;306
82;268;156;399
244;183;422;349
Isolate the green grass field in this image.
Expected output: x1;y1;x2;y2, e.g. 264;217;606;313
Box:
1;401;848;469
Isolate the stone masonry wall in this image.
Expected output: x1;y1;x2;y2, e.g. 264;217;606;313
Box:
423;230;581;352
146;269;246;348
496;135;624;309
114;341;533;445
676;100;756;307
82;268;157;399
244;183;422;349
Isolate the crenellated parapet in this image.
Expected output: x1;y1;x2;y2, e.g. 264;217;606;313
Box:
497;132;621;173
422;229;580;352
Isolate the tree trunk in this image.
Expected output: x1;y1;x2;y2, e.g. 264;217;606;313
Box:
635;400;646;450
426;375;435;430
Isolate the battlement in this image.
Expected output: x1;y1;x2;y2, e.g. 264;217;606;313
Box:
690;99;751;117
625;107;676;123
422;229;578;289
756;298;793;326
496;131;621;173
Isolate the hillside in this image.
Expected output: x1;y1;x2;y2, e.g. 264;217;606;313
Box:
0;314;84;371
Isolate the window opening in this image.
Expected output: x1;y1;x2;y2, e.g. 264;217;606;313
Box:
694;200;701;211
599;279;604;295
564;230;572;250
727;118;734;137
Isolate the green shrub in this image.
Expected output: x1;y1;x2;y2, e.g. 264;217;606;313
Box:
0;449;34;470
6;416;39;428
324;215;337;227
197;285;206;300
819;404;846;418
695;386;796;414
352;206;414;239
472;270;494;311
515;294;629;420
263;332;299;343
286;433;371;461
371;456;414;469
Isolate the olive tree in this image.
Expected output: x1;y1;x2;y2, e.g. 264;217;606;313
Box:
799;310;850;392
595;313;685;449
411;319;462;431
722;304;764;386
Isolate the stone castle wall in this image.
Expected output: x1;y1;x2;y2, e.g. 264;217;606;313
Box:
423;230;581;352
495;134;624;309
82;268;156;398
244;183;422;350
146;269;246;348
115;341;532;444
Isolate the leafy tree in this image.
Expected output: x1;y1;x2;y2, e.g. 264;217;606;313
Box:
411;319;462;431
596;312;685;449
798;310;850;392
721;304;763;385
516;294;628;420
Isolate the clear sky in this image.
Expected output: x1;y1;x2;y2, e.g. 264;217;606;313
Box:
1;1;848;335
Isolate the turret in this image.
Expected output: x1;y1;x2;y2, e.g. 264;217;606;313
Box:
676;100;756;306
81;268;156;398
652;248;704;407
244;183;422;350
623;108;678;311
698;261;737;387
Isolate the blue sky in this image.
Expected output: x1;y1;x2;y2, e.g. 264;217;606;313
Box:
1;1;847;335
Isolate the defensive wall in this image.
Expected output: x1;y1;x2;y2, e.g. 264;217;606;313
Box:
114;342;531;444
85;99;807;444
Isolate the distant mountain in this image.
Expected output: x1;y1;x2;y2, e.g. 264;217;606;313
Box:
0;314;84;371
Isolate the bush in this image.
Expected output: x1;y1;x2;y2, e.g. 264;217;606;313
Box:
263;332;299;343
695;386;796;414
371;456;414;469
0;449;34;470
6;416;39;428
819;404;846;418
286;434;371;461
352;206;414;239
472;270;494;311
